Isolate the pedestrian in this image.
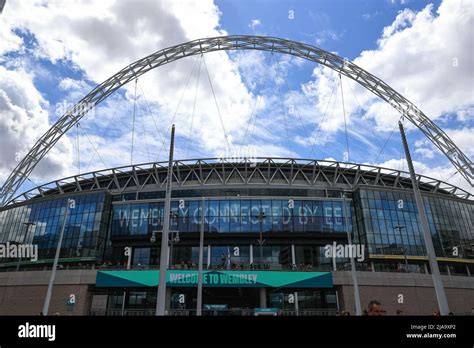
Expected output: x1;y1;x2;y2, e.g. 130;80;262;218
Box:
367;300;384;316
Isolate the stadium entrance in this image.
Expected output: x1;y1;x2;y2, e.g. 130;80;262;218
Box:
170;287;260;315
93;269;336;315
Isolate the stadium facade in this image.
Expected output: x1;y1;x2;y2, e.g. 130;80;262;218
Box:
0;158;473;316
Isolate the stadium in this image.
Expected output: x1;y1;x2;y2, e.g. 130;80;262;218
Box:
0;36;473;316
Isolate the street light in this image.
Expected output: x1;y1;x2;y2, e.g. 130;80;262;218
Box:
342;193;361;316
43;198;75;315
399;247;409;273
197;197;206;316
168;212;180;268
255;211;266;265
394;225;408;273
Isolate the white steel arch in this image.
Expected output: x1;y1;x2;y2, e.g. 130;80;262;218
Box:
1;35;472;206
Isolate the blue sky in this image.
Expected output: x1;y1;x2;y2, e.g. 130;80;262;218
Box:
0;0;472;197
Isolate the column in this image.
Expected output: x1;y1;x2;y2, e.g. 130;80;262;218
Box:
250;244;254;265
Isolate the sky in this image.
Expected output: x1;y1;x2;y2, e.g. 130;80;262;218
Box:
0;0;472;197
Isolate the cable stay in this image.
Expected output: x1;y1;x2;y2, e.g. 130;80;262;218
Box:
373;117;402;164
399;116;406;173
319;82;343;160
76;123;80;175
345;77;401;161
186;55;203;159
78;123;108;170
339;73;350;163
308;74;342;160
202;54;232;154
153;58;201;161
273;57;294;155
245;51;279;154
308;74;339;159
130;78;138;165
141;115;152;163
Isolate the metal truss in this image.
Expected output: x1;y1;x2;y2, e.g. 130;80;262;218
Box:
1;35;472;206
5;158;472;205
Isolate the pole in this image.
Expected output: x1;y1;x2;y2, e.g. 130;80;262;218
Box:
344;196;361;315
294;292;299;316
197;197;205;316
169;230;174;268
258;212;265;265
43;200;70;315
398;121;450;315
156;125;176;316
121;247;132;316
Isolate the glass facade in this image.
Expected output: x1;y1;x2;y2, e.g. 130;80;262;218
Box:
0;193;110;261
111;199;352;236
0;181;472;275
354;188;474;257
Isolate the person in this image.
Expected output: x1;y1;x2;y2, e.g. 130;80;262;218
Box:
367;300;384;316
221;253;226;267
396;309;403;315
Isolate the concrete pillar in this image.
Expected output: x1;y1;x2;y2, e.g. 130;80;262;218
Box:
207;244;211;268
259;288;267;308
294;292;299;316
291;244;296;265
250;244;254;265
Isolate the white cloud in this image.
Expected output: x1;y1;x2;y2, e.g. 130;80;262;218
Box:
0;0;262;182
292;0;473;186
314;30;342;45
249;19;261;29
0;0;471;196
306;0;474;137
445;127;474;158
376;158;472;193
357;1;474;125
0;66;73;185
414;147;434;159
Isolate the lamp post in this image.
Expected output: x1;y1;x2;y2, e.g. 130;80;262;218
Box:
197;197;205;316
256;211;266;265
394;225;408;273
168;212;180;268
16;222;35;271
343;194;361;316
42;198;75;315
156;125;175;316
398;120;450;315
399;247;409;273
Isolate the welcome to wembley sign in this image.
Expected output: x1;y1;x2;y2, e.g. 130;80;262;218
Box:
96;270;333;288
